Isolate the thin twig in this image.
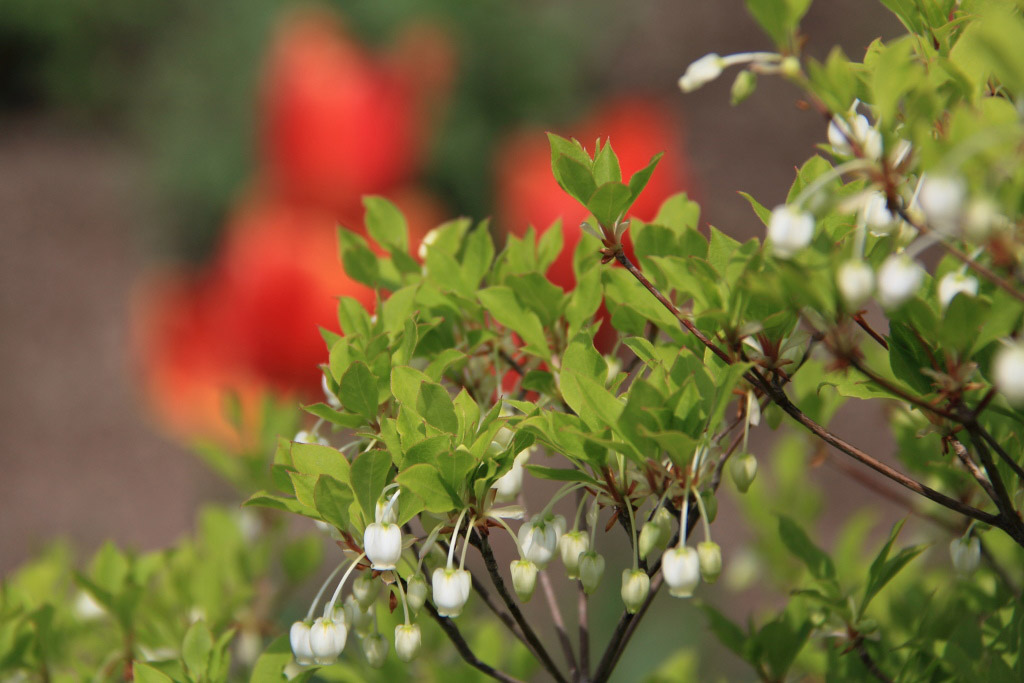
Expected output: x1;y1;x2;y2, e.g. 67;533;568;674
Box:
853;637;894;683
473;535;569;683
577;583;590;682
539;570;578;679
423;599;526;683
852;314;889;350
951;439;997;503
846;357;955;420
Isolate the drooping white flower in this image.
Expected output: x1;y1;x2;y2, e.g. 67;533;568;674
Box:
963;198;1004;241
993;342;1024;406
767;205;814;259
861;192;899;236
678;53;725;92
578;551;605;594
395;623;422;661
361;632;389;668
620;569;651;614
697;541;723;584
876;255;924;309
364;522;402;571
950;536;981;576
289;621;315;666
837;260;875;309
493;448;532;502
918;174;966;236
662;546;701;598
510;559;539;602
518;514;566;568
558;530;590;579
432;567;472;618
293;430;328;446
937;272;978;309
308;616;347;665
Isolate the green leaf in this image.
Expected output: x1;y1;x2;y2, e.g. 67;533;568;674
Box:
592;139;622;184
336;229;380;288
586;181;632;229
888;321;934;395
778;515;835;580
627;153;663;206
417;382;459;435
249;635;292;683
182;619;213;681
861;519;925;614
282;535;325;584
290;442;350;483
547;132;594;170
134;662;175;683
243;491;313;517
339;361;378;421
363;195;408;253
553;155;597;205
349;450;392;524
738;191;772;227
314;475;353;530
524;465;597;484
396;464;461;513
700;604;750;661
478;286;549;357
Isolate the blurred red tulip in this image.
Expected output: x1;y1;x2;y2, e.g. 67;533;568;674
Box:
495;97;694;292
261;9;453;215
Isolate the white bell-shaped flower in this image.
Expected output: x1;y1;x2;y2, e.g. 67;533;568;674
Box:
767;205;814;259
950;536;981;576
309;616;347;665
993;342;1024;406
837;259;875;309
678;53;725;92
364;522;402;571
697;541;723;584
405;573;428;612
432;567;472;618
493;449;531;502
361;632;389;668
620;569;651;614
518;514;565;568
662;545;701;598
828;114;881;160
861;192;899;236
918;174;966;236
510;559;539;602
876;255;924;309
937;272;978;309
293;430;328;446
290;621;315;666
395;623;423;662
558;531;590;579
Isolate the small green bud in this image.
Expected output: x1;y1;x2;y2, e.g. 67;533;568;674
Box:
779;55;802;79
558;531;590;579
730;69;757;105
510;559;539;602
361;632;389;668
352;572;381;611
697;541;722;584
620;569;651;614
578;551;605;594
343;595;374;638
730;453;758;493
638;508;672;561
700;491;718;523
405;573;428;612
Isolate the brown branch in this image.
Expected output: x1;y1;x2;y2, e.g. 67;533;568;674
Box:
951;439;997;503
577;583;590;681
853;637;894;683
852;313;889;350
846;357;955;420
423;599;526;683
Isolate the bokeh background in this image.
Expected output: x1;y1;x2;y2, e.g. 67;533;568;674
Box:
1;0;903;678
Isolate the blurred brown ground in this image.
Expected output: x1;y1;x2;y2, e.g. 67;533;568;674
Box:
0;0;906;585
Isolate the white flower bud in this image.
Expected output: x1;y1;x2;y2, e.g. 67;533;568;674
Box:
837;260;875;309
918;175;966;236
290;621;315;666
510;559;539;602
697;541;723;584
861;192;898;236
352;572;381;611
993;342;1024;406
964;198;1003;242
558;531;590;579
405;573;428;612
937;272;978;309
950;536;981;576
361;632;389;668
418;228;441;261
293;430;327;446
364;523;402;571
375;498;399;525
308;616;347;665
828;114;881;160
662;546;701;598
432;567;472;618
730;453;758;493
767;205;814;259
877;255;924;309
620;569;651;614
578;551;605;594
395;623;422;662
638;508;673;561
730;69;757;105
493;449;531;502
518;514;565;568
313;520;343;541
679;53;725;92
322;374;342;409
